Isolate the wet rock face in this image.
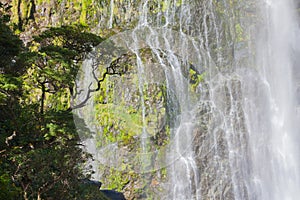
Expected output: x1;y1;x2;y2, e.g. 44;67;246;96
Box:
192;102;234;199
191;77;251;200
92;52;171;200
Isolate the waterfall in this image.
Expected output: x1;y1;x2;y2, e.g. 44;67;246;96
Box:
245;0;300;199
72;0;300;199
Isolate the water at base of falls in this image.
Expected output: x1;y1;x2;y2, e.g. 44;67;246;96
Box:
72;0;300;199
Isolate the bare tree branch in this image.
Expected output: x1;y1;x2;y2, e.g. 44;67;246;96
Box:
70;54;130;110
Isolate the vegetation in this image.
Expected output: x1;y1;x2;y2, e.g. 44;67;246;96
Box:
0;2;108;199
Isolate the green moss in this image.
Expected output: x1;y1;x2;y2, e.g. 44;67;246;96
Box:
11;0;19;25
189;68;205;92
235;23;244;42
80;0;88;25
103;167;131;191
20;1;27;20
95;102;142;145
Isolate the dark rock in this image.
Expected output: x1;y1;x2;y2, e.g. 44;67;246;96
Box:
80;178;102;189
80;179;126;199
101;190;126;200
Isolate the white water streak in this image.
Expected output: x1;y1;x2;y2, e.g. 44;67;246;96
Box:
73;0;300;199
247;0;300;199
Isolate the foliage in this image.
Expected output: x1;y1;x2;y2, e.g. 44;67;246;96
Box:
0;2;24;106
34;25;103;61
0;3;106;199
0;21;23;73
0;170;21;200
22;25;103;114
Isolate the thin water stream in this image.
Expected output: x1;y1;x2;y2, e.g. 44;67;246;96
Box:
73;0;300;199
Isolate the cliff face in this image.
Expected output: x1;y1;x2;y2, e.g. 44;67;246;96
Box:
8;0;143;42
4;0;255;199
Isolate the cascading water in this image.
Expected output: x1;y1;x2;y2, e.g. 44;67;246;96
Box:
244;0;300;199
72;0;300;199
